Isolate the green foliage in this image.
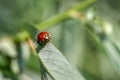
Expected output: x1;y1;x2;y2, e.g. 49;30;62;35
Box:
0;0;120;80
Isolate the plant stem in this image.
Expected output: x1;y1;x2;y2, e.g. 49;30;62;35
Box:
36;0;96;31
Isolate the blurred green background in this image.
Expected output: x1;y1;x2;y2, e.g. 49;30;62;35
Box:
0;0;120;80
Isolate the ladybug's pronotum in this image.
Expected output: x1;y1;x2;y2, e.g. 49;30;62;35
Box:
37;32;51;46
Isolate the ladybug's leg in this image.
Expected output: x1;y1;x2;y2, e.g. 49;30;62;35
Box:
37;40;41;45
37;40;39;44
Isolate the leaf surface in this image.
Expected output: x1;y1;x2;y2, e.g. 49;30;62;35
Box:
38;43;85;80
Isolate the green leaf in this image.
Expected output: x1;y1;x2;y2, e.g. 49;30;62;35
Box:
38;43;85;80
102;39;120;76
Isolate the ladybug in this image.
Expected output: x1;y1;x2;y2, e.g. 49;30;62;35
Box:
37;32;51;46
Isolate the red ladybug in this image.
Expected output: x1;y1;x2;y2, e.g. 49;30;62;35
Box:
37;32;51;45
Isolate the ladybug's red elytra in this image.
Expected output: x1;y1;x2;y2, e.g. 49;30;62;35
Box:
37;32;51;45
